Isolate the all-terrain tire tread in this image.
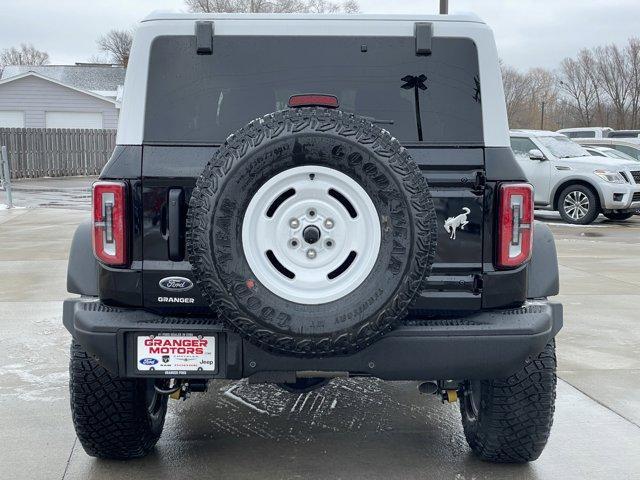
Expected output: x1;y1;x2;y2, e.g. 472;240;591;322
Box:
186;108;437;357
460;341;557;463
69;342;166;459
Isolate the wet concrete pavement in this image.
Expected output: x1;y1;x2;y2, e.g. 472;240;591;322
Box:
1;176;94;210
0;185;639;479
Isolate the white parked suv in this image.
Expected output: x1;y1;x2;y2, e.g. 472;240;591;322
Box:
556;127;613;139
510;130;640;224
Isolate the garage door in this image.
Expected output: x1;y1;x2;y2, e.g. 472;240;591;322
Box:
0;111;25;128
45;112;103;129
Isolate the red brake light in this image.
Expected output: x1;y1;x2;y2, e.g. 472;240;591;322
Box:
288;94;339;109
92;181;128;266
497;183;534;269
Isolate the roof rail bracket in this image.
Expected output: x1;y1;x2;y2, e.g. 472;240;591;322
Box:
415;22;433;56
195;21;214;55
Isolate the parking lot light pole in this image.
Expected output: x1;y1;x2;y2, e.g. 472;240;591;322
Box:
1;145;13;209
440;0;448;14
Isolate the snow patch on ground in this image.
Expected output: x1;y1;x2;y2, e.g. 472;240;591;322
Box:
223;380;271;415
0;204;26;210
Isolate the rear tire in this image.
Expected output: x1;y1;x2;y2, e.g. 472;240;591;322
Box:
558;185;599;225
459;341;557;463
69;342;168;459
603;211;634;221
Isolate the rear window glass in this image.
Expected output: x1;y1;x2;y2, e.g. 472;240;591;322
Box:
609;131;640;138
564;131;595;138
144;35;483;145
610;144;640;160
510;136;537;158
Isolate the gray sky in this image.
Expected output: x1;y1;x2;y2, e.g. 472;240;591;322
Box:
1;0;638;70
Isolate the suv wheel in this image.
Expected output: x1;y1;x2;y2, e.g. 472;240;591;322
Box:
603;211;634;221
558;185;599;224
459;341;557;463
69;342;168;459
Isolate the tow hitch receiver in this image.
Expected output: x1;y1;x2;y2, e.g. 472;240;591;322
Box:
418;380;460;403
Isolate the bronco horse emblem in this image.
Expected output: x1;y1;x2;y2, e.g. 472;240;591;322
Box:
444;207;471;240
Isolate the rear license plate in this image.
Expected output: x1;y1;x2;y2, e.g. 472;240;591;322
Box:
136;334;216;373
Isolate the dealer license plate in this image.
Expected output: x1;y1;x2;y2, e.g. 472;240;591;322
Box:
136;334;216;373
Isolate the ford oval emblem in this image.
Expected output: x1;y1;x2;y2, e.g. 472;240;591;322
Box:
140;358;158;366
159;276;194;292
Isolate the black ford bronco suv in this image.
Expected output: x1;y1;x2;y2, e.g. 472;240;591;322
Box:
63;12;562;463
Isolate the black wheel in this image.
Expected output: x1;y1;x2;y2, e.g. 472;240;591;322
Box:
558;184;599;224
460;341;557;463
69;342;168;459
603;211;634;221
187;107;437;357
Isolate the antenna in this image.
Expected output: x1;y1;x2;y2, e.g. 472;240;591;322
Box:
440;0;448;14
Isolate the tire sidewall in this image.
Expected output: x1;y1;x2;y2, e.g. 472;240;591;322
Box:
558;185;599;224
140;379;168;434
187;109;436;355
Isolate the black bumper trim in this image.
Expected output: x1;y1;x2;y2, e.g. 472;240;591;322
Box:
63;298;562;381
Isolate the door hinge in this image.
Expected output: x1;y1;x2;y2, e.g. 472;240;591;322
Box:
414;22;433;56
472;274;483;294
195;21;214;55
473;171;486;193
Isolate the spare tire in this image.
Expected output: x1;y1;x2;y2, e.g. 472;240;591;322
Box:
187;107;436;356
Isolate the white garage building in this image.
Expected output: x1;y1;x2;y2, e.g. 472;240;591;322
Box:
0;64;125;130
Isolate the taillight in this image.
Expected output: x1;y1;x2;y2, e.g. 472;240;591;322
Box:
497;183;534;269
92;181;127;266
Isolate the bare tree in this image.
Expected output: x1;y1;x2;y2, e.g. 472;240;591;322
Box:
528;68;559;129
626;38;640;128
306;0;359;13
502;36;640;130
500;62;560;130
97;29;133;67
592;44;631;129
501;62;527;125
559;50;600;126
0;43;49;74
86;54;111;65
185;0;303;13
342;0;360;13
185;0;359;13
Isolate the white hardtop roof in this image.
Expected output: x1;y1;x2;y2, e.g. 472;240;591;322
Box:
510;129;565;138
118;10;507;146
142;11;484;24
557;127;611;132
577;138;640;147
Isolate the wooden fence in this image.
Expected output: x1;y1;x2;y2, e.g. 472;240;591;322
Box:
0;128;116;178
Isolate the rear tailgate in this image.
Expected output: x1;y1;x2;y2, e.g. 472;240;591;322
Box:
141;145;485;315
140;32;486;315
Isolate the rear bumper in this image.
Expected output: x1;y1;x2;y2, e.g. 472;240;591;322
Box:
63;298;562;381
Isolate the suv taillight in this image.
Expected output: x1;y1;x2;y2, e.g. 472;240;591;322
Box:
92;181;127;266
497;183;534;269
